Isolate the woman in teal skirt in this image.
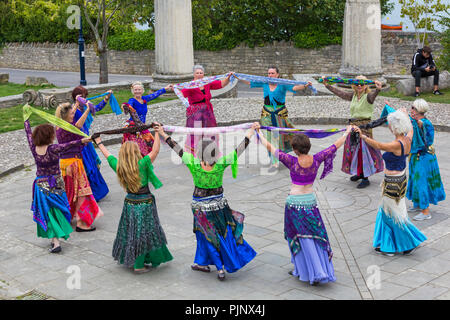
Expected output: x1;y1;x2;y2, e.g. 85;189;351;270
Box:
94;124;172;273
354;109;426;256
407;99;446;221
239;67;312;171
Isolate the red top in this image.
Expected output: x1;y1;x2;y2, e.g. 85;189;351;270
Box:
181;80;223;110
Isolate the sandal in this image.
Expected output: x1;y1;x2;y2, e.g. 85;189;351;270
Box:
134;266;151;274
191;264;211;273
218;270;226;281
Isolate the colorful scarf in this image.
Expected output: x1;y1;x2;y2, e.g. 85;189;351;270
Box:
23;105;89;138
318;76;375;85
232;73;318;95
87;92;121;115
173;73;318;107
259;126;344;138
173;74;230;108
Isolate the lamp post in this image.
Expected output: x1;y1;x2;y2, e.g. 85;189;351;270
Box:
78;14;87;85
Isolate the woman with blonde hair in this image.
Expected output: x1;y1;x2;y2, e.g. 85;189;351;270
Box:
55;102;103;232
322;75;384;188
123;81;173;156
353;109;426;256
407;99;446;221
94;123;173;273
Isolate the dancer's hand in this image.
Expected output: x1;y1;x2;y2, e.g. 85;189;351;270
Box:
81;137;92;144
305;81;312;88
375;80;382;90
153;122;164;135
321;76;328;84
165;84;174;91
253;122;261;131
345;125;352;134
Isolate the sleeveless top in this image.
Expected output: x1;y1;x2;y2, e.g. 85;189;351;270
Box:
350;93;374;119
382;140;407;171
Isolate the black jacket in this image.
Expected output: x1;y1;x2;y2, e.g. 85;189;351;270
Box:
411;48;436;73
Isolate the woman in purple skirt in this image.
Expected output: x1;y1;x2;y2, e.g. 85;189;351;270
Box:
256;124;352;285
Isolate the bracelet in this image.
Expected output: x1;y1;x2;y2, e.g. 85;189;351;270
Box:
96;142;103;146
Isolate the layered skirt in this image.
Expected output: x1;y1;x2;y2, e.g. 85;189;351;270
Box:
185;103;219;154
407;151;446;210
191;194;256;273
32;175;73;240
260;105;293;164
59;158;102;227
285;194;335;284
373;171;427;253
342;119;384;177
81;142;109;202
122;121;154;157
112;193;173;269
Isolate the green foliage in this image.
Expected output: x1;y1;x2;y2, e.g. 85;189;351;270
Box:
294;28;342;49
398;0;450;48
435;11;450;71
108;29;155;51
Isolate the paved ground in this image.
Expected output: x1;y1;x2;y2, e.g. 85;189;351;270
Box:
0;125;449;300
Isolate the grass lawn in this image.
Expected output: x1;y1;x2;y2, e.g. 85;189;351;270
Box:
0;89;175;134
0;83;58;97
379;86;450;104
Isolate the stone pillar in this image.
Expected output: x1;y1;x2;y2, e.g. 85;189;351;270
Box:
339;0;384;80
151;0;194;90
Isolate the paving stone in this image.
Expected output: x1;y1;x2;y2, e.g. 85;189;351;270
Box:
387;269;438;288
397;284;449;300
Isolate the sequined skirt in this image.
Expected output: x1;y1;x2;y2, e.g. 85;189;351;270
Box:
112;193;169;268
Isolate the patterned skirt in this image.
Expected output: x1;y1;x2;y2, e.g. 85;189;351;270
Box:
374;172;427;253
191;194;256;272
407;151;446;210
112;193;173;268
32;175;73;240
81;142;109;202
122;121;154;157
261;105;293;163
284;193;335;284
341;118;384;177
59;158;101;227
185;103;219;154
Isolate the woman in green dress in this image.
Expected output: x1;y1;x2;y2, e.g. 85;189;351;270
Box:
94;124;173;273
155;123;259;281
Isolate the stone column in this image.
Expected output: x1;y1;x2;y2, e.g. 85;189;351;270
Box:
151;0;194;90
339;0;384;79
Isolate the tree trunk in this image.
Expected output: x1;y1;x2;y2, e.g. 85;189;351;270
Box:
99;48;108;84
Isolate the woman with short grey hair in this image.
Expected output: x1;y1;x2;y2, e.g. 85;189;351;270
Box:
353;109;426;257
407;99;446;221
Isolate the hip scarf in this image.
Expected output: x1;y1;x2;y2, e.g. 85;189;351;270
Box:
382;171;407;204
191;194;245;251
261;105;292;127
284;193;333;260
380;170;409;225
31;175;71;232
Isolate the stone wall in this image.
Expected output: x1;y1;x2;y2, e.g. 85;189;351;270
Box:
0;31;443;78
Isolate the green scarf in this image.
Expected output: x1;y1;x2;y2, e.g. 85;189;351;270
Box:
23;105;89;138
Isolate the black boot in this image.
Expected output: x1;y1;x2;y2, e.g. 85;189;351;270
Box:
350;175;363;182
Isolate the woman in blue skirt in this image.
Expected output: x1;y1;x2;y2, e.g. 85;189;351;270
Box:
407;99;446;221
354;109;427;256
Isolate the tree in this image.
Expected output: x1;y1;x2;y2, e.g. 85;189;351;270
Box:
399;0;450;49
78;0;140;83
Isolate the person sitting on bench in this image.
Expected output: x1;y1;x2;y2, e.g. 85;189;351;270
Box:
411;46;443;97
